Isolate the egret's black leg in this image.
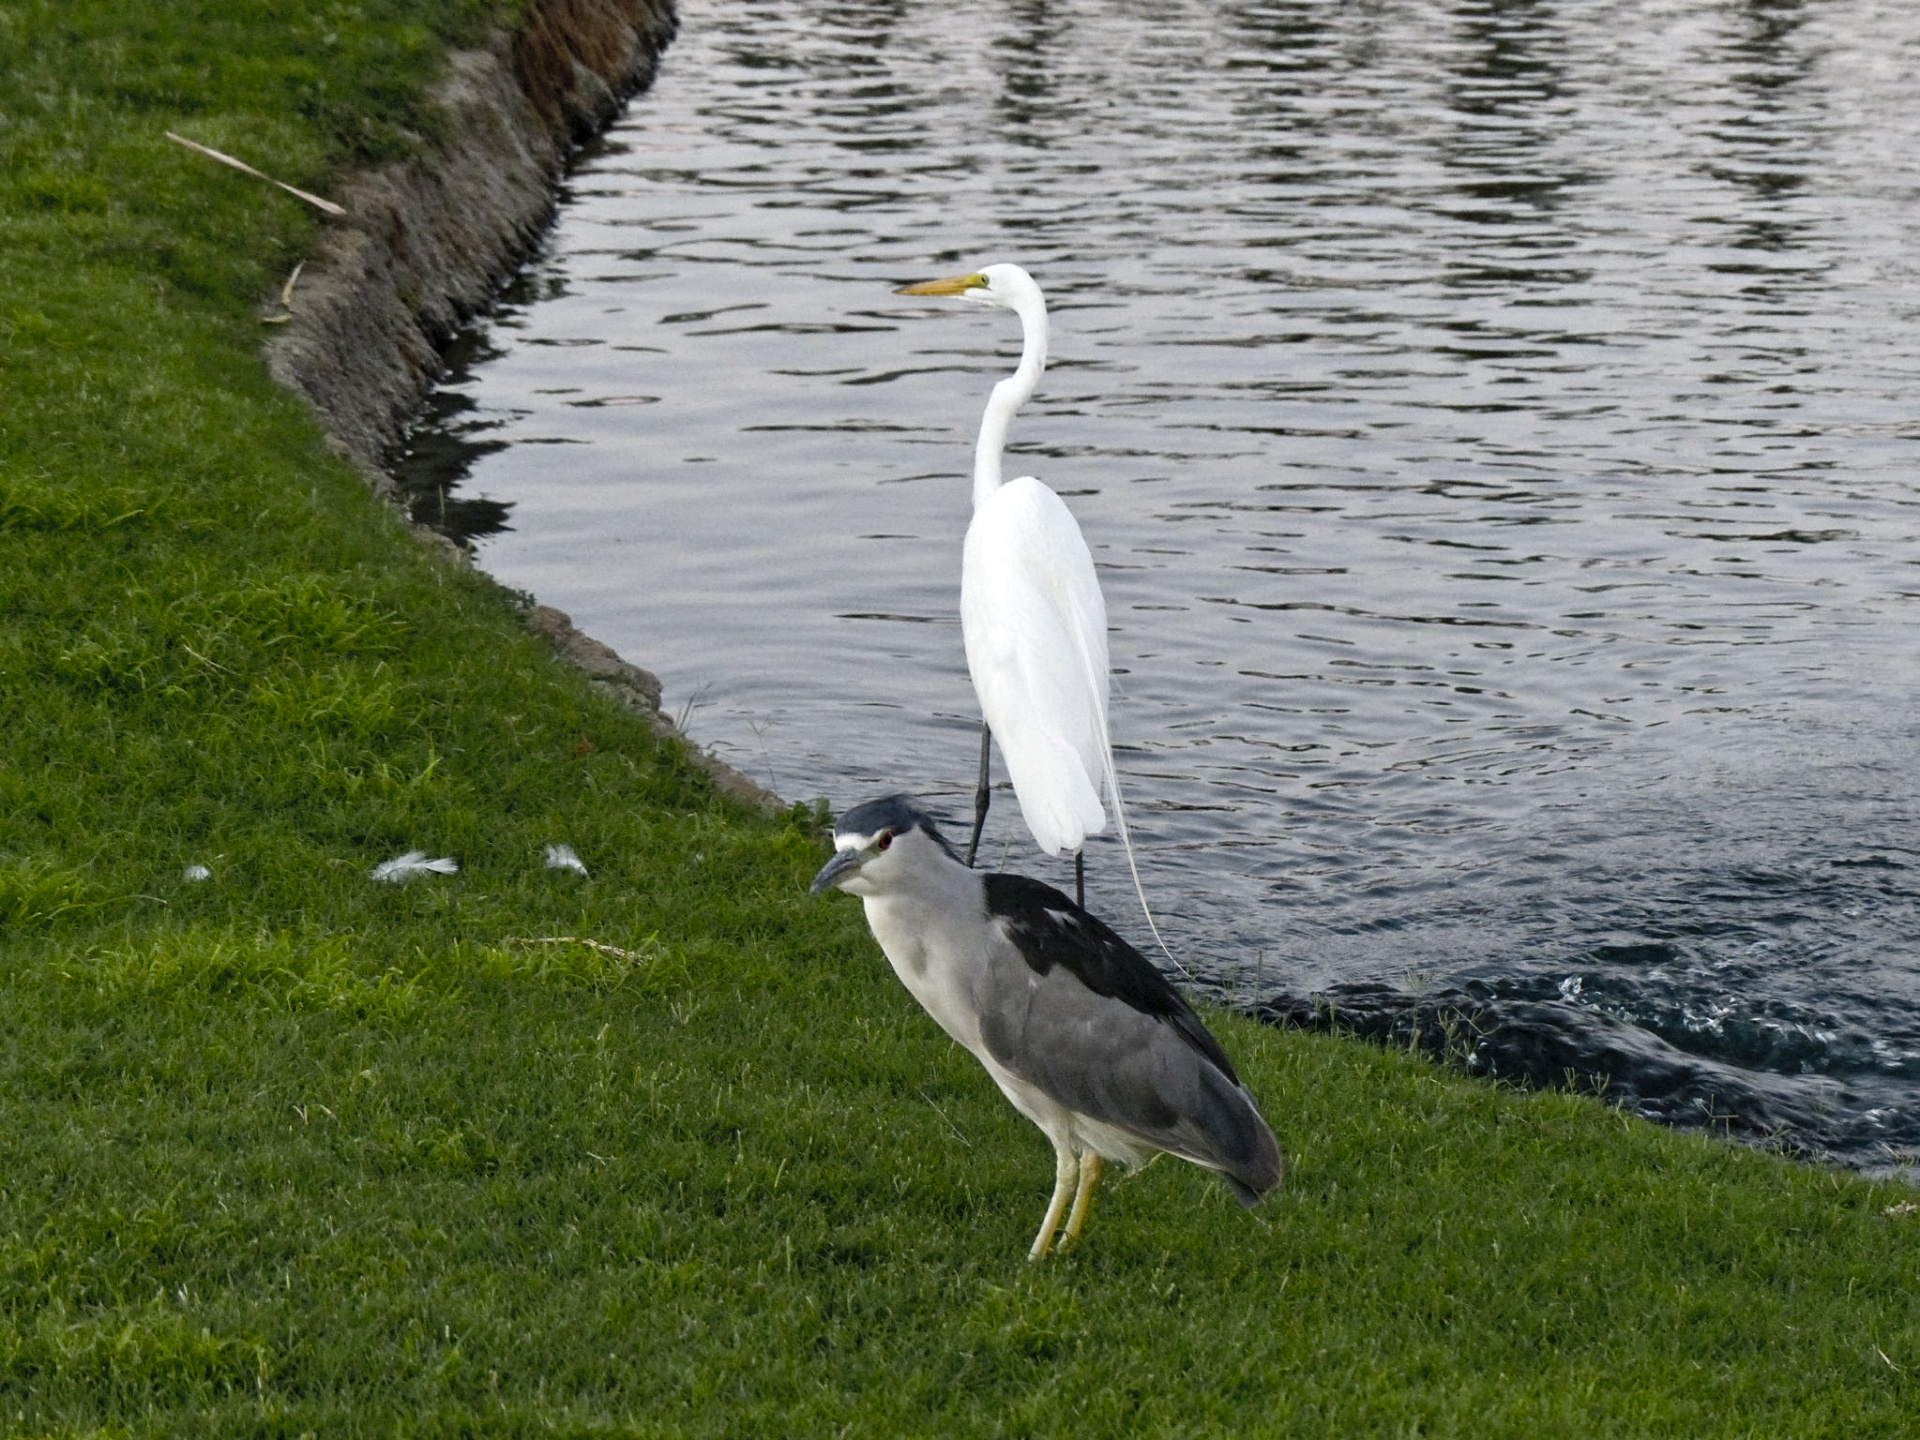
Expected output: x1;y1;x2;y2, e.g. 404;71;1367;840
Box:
966;721;992;867
1075;850;1084;909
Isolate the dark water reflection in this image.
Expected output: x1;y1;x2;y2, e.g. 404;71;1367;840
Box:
395;0;1920;1172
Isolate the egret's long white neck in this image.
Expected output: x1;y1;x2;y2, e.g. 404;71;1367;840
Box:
972;287;1049;510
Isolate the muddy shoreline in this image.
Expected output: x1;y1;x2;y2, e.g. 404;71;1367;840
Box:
264;0;779;811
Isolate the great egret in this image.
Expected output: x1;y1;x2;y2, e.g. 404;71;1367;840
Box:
811;795;1283;1260
894;263;1136;912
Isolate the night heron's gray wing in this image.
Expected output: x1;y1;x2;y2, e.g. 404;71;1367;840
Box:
975;874;1283;1204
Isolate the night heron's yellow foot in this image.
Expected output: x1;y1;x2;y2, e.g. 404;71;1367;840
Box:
1028;1149;1079;1262
1058;1152;1102;1253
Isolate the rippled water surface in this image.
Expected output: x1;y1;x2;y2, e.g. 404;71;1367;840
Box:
400;0;1920;1169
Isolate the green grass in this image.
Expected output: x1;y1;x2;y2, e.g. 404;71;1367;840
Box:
3;2;1919;1434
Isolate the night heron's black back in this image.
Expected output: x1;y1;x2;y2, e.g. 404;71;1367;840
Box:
980;872;1282;1205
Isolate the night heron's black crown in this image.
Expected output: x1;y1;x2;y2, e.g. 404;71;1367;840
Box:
834;794;963;861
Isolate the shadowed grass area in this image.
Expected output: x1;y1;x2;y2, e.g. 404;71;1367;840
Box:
4;2;1919;1435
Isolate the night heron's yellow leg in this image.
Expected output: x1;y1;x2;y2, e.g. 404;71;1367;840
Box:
1028;1148;1079;1262
1058;1152;1102;1252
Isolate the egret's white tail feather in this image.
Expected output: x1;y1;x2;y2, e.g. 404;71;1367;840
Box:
1075;642;1189;981
1103;754;1184;978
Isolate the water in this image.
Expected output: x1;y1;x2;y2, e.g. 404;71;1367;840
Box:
397;0;1920;1172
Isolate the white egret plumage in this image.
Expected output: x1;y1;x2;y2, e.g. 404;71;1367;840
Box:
895;264;1157;932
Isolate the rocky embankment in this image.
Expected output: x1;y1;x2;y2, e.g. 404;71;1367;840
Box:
264;0;779;811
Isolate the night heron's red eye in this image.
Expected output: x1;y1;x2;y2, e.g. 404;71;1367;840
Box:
877;830;894;851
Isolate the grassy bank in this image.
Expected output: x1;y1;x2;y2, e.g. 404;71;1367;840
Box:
4;2;1918;1434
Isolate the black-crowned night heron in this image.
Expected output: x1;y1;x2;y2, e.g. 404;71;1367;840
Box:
811;794;1284;1260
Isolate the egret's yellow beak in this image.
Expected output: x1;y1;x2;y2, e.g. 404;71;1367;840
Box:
895;272;986;297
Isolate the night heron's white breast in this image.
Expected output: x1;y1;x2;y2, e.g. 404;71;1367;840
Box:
860;878;995;1057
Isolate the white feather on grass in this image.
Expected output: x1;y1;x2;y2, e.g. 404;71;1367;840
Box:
544;843;589;877
370;851;459;883
183;864;212;882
